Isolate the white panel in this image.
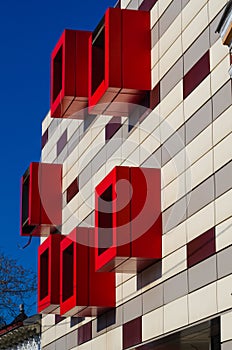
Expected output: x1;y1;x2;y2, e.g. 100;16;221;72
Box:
162;247;187;280
217;275;232;312
188;282;217;323
142;307;164;341
164;296;188;333
186;202;215;242
162;221;187;257
216;216;232;252
221;311;232;342
215;189;232;226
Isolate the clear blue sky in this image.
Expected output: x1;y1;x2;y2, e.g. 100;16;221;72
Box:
0;0;116;316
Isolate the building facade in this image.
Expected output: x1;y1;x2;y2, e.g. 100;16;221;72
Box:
20;0;232;349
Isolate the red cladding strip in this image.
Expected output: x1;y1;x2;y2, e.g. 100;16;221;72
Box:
78;322;92;345
66;177;79;203
183;51;210;99
187;227;216;268
123;317;142;349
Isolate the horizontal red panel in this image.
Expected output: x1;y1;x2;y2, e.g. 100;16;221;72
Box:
89;8;151;115
51;29;91;119
20;162;62;236
95;166;162;273
60;228;115;317
187;228;215;268
38;234;64;314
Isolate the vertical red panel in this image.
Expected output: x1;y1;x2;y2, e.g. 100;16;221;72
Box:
130;168;162;271
122;10;151;91
51;30;91;119
38;234;64;314
95;166;131;272
60;228;89;317
20;162;62;236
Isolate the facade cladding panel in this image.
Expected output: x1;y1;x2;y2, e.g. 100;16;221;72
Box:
28;0;232;349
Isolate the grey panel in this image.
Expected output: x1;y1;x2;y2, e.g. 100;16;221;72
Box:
57;145;68;163
68;128;80;155
79;163;92;189
160;57;183;100
142;147;162;168
210;7;226;46
217;245;232;279
84;114;96;131
222;340;232;350
162;126;185;166
212;80;232;121
215;161;232;198
123;295;142;324
184;27;210;74
163;196;187;233
67;330;78;349
159;0;182;37
106;135;123;160
55;336;67;350
181;0;190;9
48;118;60;138
143;284;164;314
42;343;56;350
92;315;107;338
164;271;188;304
126;0;139;9
151;22;159;48
186;99;212;145
92;146;106;173
83;211;94;227
187;176;215;218
188;255;217;293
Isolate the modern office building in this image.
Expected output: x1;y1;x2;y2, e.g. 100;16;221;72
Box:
20;0;232;349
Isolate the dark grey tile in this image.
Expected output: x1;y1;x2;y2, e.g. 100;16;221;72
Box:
215;161;232;198
164;271;188;304
107;306;123;331
68;128;80;155
162;126;185;166
57;130;67;156
212;80;232;121
160;57;183;100
217;245;232;279
123;295;142;324
163;196;187;233
84;114;96;132
67;330;78;349
187;176;215;218
188;255;217;293
186;100;212;145
184;28;210;74
143;284;163;314
159;0;182;37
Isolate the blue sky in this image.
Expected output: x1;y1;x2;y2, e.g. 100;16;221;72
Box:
0;0;116;316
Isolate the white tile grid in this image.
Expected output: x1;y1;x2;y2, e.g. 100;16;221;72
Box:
181;0;208;31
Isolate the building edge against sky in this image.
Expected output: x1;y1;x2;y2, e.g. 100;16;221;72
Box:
20;0;232;349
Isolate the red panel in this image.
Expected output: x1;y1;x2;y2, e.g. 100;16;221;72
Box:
20;162;62;236
51;29;91;119
89;8;151;115
95;166;131;272
38;234;64;314
60;228;115;317
130;168;162;271
187;228;215;268
60;228;89;317
95;166;162;273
